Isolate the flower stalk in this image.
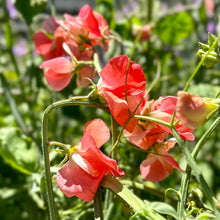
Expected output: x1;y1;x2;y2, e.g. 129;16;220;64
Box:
41;98;109;220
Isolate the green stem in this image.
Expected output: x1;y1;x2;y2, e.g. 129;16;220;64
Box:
0;74;28;135
135;115;170;127
192;117;220;159
101;175;165;220
177;117;220;218
171;127;218;215
184;36;220;92
41;98;109;220
94;187;104;220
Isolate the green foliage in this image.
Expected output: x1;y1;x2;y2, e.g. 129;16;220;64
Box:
15;0;47;25
0;127;38;174
154;12;194;46
1;0;220;219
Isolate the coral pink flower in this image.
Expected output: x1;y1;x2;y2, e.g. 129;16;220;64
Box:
135;24;151;42
124;96;195;150
97;55;147;131
56;119;125;202
78;4;110;49
140;139;184;181
33;16;65;60
176;91;219;129
40;57;75;91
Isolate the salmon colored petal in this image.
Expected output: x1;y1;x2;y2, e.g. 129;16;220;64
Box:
42;16;59;34
56;159;105;202
34;32;52;55
140;155;171;181
78;4;102;37
79;133;124;177
44;70;73;91
84;119;110;148
93;12;110;35
124;124;168;150
152;96;177;114
98;55;146;97
140;151;183;182
40;57;74;73
76;65;96;88
102;90;138;132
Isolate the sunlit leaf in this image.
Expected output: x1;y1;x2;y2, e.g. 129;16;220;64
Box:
0;127;38;174
154;12;193;45
150;202;178;219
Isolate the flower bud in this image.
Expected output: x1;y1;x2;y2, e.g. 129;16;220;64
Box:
197;33;220;68
176;91;219;129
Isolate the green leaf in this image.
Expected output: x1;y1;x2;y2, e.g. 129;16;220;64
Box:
0;127;38;174
150;202;178;219
154;12;193;45
196;212;216;220
15;0;47;25
188;83;220;98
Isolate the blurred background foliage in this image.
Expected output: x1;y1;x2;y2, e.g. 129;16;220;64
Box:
0;0;220;219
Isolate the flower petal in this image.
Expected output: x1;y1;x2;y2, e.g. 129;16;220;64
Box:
98;55;146;97
56;159;104;202
40;57;74;73
84;119;110;148
44;69;73;91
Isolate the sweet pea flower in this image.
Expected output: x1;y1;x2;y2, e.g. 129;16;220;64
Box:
56;119;125;202
78;4;111;50
134;24;151;42
34;16;63;60
97;55;147;131
176;91;219;129
140;139;184;181
124;96;195;150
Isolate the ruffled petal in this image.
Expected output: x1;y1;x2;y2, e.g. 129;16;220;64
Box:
56;159;104;202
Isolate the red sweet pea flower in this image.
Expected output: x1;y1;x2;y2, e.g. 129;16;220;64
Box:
56;119;125;202
98;55;146;96
40;57;75;91
78;4;110;49
97;55;147;131
140;139;184;181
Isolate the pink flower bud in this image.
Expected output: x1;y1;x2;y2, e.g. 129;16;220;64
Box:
176;91;219;129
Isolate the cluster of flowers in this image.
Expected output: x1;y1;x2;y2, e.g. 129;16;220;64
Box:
34;4;110;90
35;5;219;203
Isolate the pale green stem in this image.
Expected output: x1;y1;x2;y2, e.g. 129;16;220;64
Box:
101;175;166;220
171;127;218;216
178;117;220;218
41;98;108;220
184;36;220;92
135;115;170;127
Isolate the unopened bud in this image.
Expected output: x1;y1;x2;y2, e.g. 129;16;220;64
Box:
176;91;219;129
